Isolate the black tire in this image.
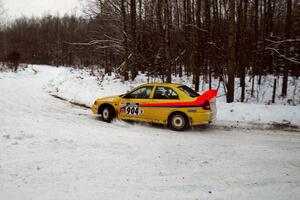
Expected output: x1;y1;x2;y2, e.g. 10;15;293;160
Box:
100;106;115;123
168;113;190;131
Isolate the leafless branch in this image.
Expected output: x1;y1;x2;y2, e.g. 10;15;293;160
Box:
184;24;208;32
95;45;124;50
115;53;133;72
266;38;300;45
266;47;300;64
67;39;121;46
171;49;186;65
208;42;226;51
103;34;123;42
108;0;121;12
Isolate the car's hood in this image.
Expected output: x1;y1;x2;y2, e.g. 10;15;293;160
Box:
97;95;122;103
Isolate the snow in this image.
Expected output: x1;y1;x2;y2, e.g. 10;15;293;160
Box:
0;65;300;199
43;65;300;129
217;102;300;127
1;64;300;200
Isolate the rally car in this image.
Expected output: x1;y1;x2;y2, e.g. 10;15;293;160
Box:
92;83;217;131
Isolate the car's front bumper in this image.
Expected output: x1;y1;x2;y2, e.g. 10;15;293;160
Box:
91;104;99;114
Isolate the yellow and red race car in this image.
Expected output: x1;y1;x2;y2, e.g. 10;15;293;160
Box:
92;83;217;131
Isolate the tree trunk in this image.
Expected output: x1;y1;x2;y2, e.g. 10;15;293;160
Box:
282;0;292;97
130;0;138;80
131;0;137;51
165;0;172;83
121;0;129;81
227;0;236;103
251;0;259;96
195;0;202;92
272;77;277;103
240;0;248;102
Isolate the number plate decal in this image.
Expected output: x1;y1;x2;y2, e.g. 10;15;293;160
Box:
124;103;143;116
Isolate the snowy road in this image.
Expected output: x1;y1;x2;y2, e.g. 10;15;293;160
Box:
0;66;300;200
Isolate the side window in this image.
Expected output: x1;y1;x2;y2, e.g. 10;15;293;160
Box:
126;86;153;99
153;86;179;100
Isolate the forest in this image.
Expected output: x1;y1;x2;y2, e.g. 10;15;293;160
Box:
0;0;299;103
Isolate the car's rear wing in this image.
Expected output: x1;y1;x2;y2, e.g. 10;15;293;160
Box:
198;89;218;102
186;89;216;107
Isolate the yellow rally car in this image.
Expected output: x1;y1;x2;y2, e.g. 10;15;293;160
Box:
92;83;217;131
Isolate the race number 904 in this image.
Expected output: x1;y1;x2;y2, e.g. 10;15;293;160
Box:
126;105;142;116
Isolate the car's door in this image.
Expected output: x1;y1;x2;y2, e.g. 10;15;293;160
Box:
151;86;180;124
118;86;154;122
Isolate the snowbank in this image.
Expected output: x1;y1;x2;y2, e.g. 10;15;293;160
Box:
0;64;37;78
217;102;300;129
45;68;145;106
44;66;300;129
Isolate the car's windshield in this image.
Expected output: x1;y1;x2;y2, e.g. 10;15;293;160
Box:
178;85;200;98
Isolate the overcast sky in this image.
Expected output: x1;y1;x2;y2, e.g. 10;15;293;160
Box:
3;0;83;18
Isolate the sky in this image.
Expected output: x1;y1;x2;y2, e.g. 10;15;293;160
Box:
2;0;84;18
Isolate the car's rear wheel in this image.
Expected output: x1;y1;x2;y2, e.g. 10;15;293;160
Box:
100;106;115;123
169;113;189;131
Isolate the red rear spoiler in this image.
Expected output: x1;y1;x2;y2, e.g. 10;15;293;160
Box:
199;89;218;102
190;89;218;106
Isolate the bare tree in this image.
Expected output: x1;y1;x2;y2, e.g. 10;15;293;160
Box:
227;0;236;103
281;0;292;97
194;0;202;92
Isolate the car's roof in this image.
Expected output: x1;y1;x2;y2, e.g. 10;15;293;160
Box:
139;83;183;87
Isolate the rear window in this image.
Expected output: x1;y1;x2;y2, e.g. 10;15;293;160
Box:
178;85;200;98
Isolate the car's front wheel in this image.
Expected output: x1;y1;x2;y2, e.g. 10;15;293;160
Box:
100;106;115;123
169;113;190;131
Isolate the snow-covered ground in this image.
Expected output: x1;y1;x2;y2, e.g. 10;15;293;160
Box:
0;65;300;200
43;65;300;130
